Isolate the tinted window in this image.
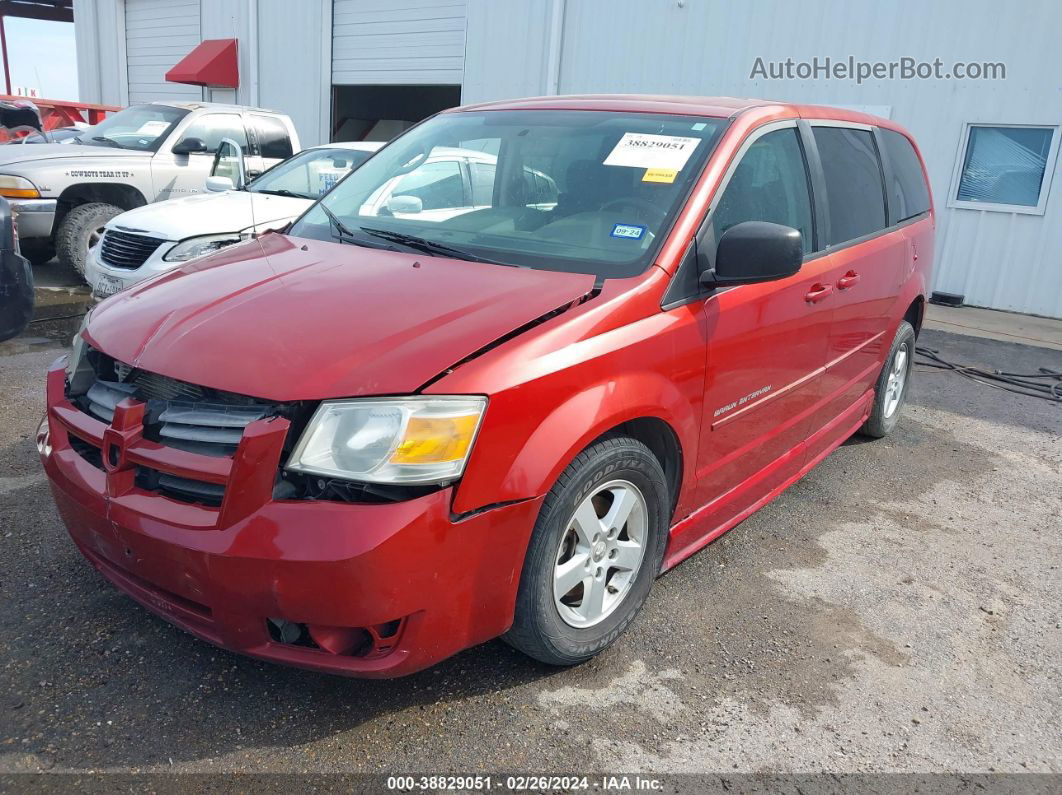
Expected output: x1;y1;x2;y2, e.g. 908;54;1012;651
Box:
880;129;930;221
252;115;294;159
813;127;887;245
711;128;815;254
179;113;247;153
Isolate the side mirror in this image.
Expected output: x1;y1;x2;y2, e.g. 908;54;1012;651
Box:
205;175;235;192
701;221;803;287
386;195;423;214
172;136;208;155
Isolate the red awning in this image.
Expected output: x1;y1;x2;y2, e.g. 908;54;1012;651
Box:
165;39;239;88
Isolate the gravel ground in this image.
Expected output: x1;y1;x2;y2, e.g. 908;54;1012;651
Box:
0;327;1059;778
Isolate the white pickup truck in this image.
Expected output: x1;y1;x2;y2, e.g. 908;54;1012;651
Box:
0;101;299;274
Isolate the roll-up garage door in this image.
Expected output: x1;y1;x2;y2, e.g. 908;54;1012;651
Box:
332;0;467;85
125;0;202;104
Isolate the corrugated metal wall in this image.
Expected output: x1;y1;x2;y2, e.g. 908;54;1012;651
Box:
465;0;1062;318
124;0;202;103
257;0;331;146
332;0;467;85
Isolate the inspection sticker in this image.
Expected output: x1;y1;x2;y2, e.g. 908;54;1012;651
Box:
642;168;677;183
611;223;646;240
604;133;701;171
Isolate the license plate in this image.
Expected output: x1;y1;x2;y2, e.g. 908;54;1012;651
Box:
93;274;125;299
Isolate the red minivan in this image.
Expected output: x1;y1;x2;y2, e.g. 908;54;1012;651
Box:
39;96;933;677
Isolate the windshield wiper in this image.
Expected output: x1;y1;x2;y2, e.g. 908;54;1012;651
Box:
255;188;313;199
318;203;358;242
357;226;513;266
316;205;398;252
89;136;125;149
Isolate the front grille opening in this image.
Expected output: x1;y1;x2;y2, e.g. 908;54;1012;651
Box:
136;467;225;507
70;347;301;463
267;618;406;658
99;229;167;270
69;435;103;469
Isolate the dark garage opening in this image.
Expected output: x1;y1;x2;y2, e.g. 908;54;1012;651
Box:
331;85;462;143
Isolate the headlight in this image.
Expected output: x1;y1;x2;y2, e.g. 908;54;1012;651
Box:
286;396;487;484
0;175;40;199
163;232;251;262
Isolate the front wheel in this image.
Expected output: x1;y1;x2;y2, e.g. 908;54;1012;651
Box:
504;436;669;666
55;202;122;277
860;320;916;438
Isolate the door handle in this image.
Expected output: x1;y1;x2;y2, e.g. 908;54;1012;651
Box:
804;283;834;303
837;271;861;290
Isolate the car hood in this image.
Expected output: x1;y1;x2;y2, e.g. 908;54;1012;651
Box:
85;233;596;401
109;191;311;240
0;142;150;166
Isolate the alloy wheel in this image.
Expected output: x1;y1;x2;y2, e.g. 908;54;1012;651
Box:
553;479;647;628
883;342;909;418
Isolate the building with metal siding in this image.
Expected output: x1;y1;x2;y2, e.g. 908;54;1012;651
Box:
74;0;1062;317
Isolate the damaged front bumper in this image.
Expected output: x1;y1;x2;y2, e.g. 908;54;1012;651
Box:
39;358;542;677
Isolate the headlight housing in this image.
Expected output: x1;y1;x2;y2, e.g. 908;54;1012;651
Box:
65;311;96;392
286;396;487;485
163;232;251;262
65;312;91;378
0;175;40;199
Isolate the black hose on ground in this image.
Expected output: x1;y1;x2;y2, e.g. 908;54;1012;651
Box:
915;346;1062;403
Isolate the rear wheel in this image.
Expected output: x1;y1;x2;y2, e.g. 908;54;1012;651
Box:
860;320;916;438
504;436;669;666
55;202;122;277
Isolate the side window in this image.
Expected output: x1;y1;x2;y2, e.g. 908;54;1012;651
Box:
813;126;887;245
879;129;930;222
251;115;294;160
524;168;558;207
178;113;247;154
711;127;815;254
392;161;466;210
469;161;496;206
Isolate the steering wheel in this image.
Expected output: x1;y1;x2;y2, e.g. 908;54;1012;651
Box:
599;197;668;226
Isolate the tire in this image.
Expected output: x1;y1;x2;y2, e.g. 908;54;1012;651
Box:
55;202;122;276
19;240;55;266
504;435;669;666
860;320;916;438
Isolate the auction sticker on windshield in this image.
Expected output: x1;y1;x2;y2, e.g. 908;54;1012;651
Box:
603;133;701;171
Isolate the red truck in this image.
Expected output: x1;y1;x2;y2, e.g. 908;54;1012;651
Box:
39;95;933;677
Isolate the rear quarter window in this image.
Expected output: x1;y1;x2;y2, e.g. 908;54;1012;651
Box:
879;128;930;222
252;115;295;159
813;126;887;246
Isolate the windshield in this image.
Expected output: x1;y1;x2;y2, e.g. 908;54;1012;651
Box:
288;110;726;278
249;147;375;199
77;104;189;151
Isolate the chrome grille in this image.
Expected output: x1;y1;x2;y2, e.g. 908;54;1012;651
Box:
99;229;167;270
